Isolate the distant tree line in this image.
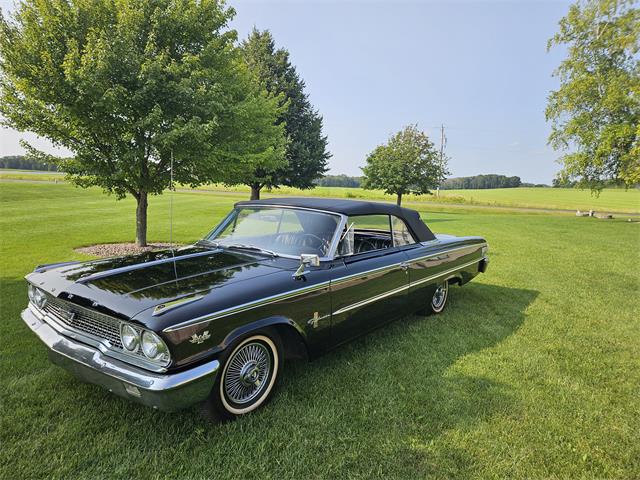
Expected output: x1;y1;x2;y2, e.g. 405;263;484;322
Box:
315;174;362;187
552;177;635;188
440;174;522;190
0;155;58;171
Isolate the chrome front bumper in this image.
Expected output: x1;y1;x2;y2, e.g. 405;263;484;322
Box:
21;308;220;411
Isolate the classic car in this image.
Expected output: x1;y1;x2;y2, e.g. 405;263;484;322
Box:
22;198;488;419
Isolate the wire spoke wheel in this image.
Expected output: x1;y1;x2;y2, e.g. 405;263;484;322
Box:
212;333;281;418
224;341;272;405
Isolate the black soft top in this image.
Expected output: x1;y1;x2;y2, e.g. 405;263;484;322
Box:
235;197;436;242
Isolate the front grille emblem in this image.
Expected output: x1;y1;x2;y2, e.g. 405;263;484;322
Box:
66;310;76;322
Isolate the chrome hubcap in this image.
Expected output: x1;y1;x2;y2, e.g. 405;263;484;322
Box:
432;283;448;309
224;342;271;404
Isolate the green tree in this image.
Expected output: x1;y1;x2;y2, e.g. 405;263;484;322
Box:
234;28;329;200
547;0;639;190
0;0;285;246
361;125;449;206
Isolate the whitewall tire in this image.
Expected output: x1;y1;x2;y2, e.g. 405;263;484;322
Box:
430;281;449;314
203;330;282;420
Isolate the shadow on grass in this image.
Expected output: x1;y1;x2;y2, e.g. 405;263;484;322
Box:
2;278;537;477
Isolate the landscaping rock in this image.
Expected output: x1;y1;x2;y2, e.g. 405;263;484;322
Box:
75;243;181;258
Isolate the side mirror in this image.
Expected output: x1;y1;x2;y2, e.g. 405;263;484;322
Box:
292;254;320;279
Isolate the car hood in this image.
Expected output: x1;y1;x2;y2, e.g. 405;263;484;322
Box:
26;246;289;320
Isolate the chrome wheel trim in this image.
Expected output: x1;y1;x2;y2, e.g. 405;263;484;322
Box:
220;335;279;415
431;282;449;312
224;342;271;404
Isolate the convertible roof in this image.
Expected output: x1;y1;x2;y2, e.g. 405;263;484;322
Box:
235;197;436;242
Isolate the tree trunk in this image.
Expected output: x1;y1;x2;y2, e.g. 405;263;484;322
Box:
250;184;261;200
135;192;148;247
396;192;403;206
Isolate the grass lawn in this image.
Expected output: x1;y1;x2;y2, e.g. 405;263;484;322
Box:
439;187;640;213
1;182;639;479
3;169;639;214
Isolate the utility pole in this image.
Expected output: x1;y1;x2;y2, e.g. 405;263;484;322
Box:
439;124;445;163
438;124;446;198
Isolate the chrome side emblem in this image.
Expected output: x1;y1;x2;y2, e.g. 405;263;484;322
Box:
189;331;211;344
308;311;320;329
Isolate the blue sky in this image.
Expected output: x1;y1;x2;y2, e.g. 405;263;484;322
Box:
0;0;571;184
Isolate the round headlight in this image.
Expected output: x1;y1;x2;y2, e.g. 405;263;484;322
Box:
31;286;47;309
141;330;169;362
120;324;140;352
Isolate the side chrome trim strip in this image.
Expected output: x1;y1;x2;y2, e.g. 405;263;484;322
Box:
331;262;404;286
409;258;482;288
164;244;485;332
332;283;411;316
408;243;486;264
332;258;482;316
332;243;484;285
163;281;331;332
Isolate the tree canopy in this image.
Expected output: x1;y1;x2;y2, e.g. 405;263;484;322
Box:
361;125;449;205
234;28;330;200
0;0;285;245
546;0;639;190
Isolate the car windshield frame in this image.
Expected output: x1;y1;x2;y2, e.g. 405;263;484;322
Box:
204;205;347;261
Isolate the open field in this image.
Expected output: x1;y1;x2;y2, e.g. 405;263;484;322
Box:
439;187;640;213
1;182;639;478
0;168;63;182
2;169;639;213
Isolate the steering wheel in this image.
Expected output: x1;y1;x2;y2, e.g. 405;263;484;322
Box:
356;239;377;253
300;233;328;253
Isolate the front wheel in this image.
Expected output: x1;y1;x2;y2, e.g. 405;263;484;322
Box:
430;281;449;313
202;330;282;421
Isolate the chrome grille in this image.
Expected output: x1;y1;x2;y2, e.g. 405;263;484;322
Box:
43;294;125;350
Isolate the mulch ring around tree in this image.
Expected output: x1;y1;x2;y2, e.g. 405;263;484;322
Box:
75;243;182;258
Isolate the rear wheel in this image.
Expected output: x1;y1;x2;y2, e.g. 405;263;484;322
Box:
202;330;282;421
430;281;449;313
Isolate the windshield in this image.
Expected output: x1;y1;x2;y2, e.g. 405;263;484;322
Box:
206;207;341;257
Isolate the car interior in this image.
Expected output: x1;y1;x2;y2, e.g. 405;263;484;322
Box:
214;209;416;258
352;229;393;253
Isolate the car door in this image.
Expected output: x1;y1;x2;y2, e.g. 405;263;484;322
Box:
389;214;441;313
329;214;410;345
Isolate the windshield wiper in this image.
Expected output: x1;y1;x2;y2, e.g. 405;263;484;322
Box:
225;244;279;257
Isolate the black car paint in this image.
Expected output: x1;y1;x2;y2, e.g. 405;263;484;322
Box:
26;233;486;372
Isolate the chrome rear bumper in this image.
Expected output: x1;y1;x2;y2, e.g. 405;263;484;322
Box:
22;308;219;411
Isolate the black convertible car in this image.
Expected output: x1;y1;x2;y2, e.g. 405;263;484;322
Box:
22;198;488;418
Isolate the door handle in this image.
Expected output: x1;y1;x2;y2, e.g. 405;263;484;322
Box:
400;262;409;272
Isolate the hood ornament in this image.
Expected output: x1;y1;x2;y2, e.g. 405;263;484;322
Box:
189;331;211;344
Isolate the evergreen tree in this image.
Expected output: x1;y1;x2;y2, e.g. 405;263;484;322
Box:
235;29;330;200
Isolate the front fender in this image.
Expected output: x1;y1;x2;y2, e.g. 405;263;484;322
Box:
220;315;307;351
